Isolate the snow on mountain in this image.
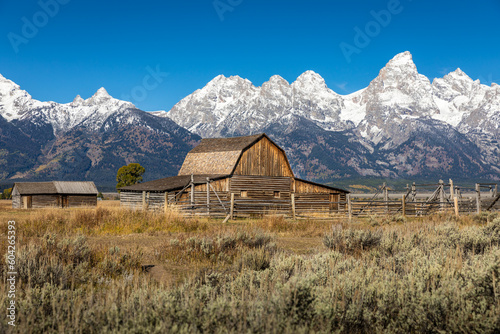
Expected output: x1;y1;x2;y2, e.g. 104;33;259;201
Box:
166;71;351;137
164;51;499;148
1;50;499;183
352;51;440;147
0;73;47;122
0;74;199;186
0;77;137;135
431;68;489;127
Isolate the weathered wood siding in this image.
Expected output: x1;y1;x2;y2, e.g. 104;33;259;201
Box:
295;179;340;193
67;196;97;208
31;195;59;208
12;195;21;208
294;179;347;214
120;191;143;210
120;191;166;211
294;193;345;214
233;137;293;177
230;175;292;216
188;178;229;192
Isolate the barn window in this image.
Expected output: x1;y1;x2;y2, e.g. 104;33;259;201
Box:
241;191;248;198
274;191;280;198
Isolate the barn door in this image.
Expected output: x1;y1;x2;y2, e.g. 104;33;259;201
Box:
23;196;32;209
62;196;68;208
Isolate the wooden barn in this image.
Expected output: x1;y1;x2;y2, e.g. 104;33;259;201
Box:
119;133;348;218
12;181;99;209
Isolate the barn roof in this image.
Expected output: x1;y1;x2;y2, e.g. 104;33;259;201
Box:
188;134;263;153
13;181;98;195
119;174;229;192
178;133;290;176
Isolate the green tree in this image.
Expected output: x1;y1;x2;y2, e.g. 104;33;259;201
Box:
2;188;12;199
116;163;145;191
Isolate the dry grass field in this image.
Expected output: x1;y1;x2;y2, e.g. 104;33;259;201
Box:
0;200;499;333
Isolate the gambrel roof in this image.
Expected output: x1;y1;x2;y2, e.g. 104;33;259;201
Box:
178;133;293;176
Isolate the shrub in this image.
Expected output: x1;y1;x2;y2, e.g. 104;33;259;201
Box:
323;225;382;253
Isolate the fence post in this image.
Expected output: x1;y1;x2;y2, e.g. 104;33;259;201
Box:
347;194;352;222
164;192;168;214
206;178;210;214
454;196;459;217
402;195;406;217
190;174;194;208
476;183;481;214
449;179;454;200
291;193;296;219
383;182;388;214
439;179;445;212
142;191;146;211
230;193;235;220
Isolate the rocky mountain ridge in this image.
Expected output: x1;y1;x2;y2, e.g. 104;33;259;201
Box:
162;51;500;180
1;51;499;188
0;76;199;188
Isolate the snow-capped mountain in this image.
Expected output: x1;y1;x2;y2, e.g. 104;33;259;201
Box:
165;51;499;143
0;76;199;188
162;51;499;180
0;74;137;135
1;50;499;187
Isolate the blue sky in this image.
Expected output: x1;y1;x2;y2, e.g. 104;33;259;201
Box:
1;0;499;111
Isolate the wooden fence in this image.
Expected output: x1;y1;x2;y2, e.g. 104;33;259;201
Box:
127;180;500;220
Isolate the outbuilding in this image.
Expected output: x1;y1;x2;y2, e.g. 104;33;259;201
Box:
120;133;348;218
12;181;99;209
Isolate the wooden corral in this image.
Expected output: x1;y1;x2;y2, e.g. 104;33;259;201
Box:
120;133;349;218
12;181;98;209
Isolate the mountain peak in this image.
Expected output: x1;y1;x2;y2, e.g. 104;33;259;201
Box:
93;87;111;98
267;75;290;86
293;71;328;90
444;68;473;83
385;51;416;69
72;95;84;105
295;70;324;82
211;74;226;82
207;74;250;86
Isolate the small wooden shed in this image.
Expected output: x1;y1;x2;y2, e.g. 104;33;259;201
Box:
120;133;348;217
12;181;99;209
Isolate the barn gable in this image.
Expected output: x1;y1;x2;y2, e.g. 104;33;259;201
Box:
178;133;294;177
233;135;293;177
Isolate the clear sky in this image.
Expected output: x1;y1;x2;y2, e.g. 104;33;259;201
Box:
1;0;499;112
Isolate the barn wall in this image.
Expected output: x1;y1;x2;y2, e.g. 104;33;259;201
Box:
294;193;344;213
31;195;59;208
294;179;347;214
120;191;166;211
68;196;97;208
295;179;341;193
190;178;229;192
12;195;21;209
230;175;292;216
233;137;293;177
